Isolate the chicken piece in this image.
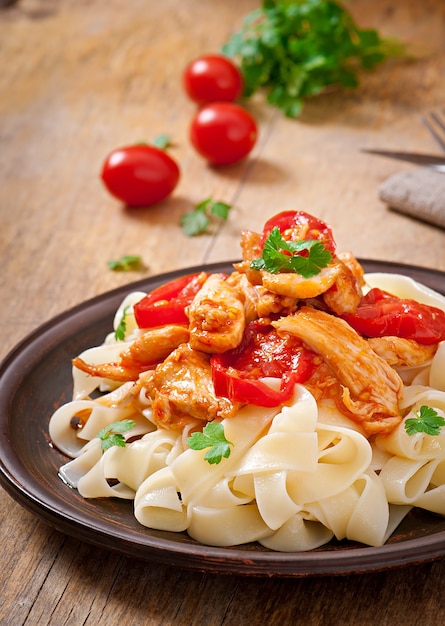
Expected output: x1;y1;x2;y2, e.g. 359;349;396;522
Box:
232;229;264;285
261;262;343;299
145;343;238;430
255;288;298;319
322;260;363;315
226;271;260;323
232;259;263;286
367;336;437;368
188;273;246;354
72;324;190;382
239;229;262;262
273;307;403;435
337;251;366;287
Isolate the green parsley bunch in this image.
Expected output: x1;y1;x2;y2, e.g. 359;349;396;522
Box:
223;0;405;117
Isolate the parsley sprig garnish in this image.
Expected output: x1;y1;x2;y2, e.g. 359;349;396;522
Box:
96;419;136;452
222;0;405;117
107;255;145;272
404;406;445;437
181;198;232;236
114;306;130;341
250;226;332;277
187;422;234;465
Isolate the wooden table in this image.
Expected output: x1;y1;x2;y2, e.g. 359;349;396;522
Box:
1;0;445;623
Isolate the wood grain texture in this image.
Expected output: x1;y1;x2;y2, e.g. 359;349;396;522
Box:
1;0;445;624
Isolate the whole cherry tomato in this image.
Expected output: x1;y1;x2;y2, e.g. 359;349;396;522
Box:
183;54;243;104
101;145;180;207
190;102;258;166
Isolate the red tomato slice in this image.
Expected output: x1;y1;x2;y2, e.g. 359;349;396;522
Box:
342;288;445;345
261;210;337;254
211;321;315;406
134;273;207;328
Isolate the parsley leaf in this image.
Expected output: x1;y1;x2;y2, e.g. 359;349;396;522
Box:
96;419;136;452
114;305;130;342
180;198;233;236
181;208;209;237
107;255;145;272
250;226;332;277
222;0;406;117
152;134;173;149
404;406;445;437
187;422;234;465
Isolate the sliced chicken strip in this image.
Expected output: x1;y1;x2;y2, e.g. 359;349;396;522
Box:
261;262;343;299
72;324;190;382
188;273;246;353
322;260;363;315
273;307;403;435
367;336;437;368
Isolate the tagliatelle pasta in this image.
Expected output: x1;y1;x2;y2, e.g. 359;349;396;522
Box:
49;212;445;552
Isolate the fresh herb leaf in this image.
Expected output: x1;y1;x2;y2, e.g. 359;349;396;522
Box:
250;226;332;277
222;0;406;117
210;201;232;220
114;306;130;341
107;255;144;272
180;198;233;236
181;208;209;237
96;419;136;452
187;422;233;465
404;406;445;437
152;134;173;149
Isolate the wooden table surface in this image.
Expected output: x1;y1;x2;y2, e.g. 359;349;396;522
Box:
1;0;445;624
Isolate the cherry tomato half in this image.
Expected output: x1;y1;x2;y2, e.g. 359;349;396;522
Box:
190;102;258;166
101;145;180;207
261;211;337;255
210;321;315;407
342;288;445;345
183;54;243;104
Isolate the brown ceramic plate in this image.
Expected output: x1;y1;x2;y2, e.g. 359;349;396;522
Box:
1;260;445;578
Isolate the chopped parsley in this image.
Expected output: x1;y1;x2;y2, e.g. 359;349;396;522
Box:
107;255;145;272
404;406;445;437
96;419;136;452
152;134;173;149
181;198;232;236
114;306;130;342
250;226;332;277
187;422;234;465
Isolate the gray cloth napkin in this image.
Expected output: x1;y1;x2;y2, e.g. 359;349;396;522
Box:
378;168;445;229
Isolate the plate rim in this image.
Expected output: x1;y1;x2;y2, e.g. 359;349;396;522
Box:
1;258;445;577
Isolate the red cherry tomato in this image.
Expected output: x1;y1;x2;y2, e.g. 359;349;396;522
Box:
183;54;243;104
190;102;258;166
342;288;445;345
101;145;180;207
211;321;315;407
133;273;207;329
261;211;337;255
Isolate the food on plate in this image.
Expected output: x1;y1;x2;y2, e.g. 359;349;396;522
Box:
101;144;180;207
49;210;445;552
189;102;257;165
183;54;243;104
